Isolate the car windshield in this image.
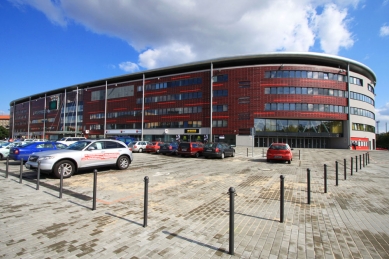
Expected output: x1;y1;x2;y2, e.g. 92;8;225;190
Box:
128;142;136;146
204;143;217;148
67;141;92;150
270;145;288;150
59;138;67;141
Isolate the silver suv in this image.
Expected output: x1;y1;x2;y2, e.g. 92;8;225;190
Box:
25;139;133;178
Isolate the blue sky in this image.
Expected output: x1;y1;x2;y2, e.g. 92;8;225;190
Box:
1;0;388;133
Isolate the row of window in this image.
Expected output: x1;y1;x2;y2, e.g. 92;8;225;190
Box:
145;106;202;116
350;107;375;119
265;103;348;113
214;89;228;97
136;91;203;104
368;84;375;94
92;86;134;101
213;105;228;112
254;118;343;134
138;77;203;92
264;70;363;86
212;74;228;82
352;123;375;133
350;92;374;106
145;121;202;129
265;87;348;97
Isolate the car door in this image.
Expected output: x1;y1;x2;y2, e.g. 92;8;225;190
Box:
102;141;124;164
80;141;107;168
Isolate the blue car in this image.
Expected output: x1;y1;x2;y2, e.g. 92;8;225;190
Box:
9;142;68;162
160;142;179;155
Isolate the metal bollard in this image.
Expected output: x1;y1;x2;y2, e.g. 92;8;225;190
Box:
59;164;64;198
280;175;285;222
143;176;149;227
335;161;338;186
247;148;248;157
351;157;353;176
299;150;301;160
228;187;235;255
6;156;9;178
359;155;362;169
344;158;346;180
307;169;311;204
368;152;370;164
324;164;327;193
355;156;358;173
92;169;97;210
19;158;23;184
36;161;41;190
363;154;365;167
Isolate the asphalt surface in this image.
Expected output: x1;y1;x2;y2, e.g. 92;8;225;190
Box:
0;147;388;258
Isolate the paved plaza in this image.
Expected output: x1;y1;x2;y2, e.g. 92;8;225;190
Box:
0;147;388;258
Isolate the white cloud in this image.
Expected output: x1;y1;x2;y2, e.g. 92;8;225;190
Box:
9;0;67;26
314;4;354;54
118;62;139;73
380;25;389;37
10;0;359;70
376;103;389;133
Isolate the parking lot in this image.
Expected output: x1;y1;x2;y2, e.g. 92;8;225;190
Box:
1;147;389;258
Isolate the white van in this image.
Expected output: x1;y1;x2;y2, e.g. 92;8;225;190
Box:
57;137;87;145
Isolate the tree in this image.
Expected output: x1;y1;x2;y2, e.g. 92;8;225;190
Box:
0;126;9;140
376;133;389;149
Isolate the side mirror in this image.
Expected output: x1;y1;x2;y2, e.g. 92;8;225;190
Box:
87;146;96;151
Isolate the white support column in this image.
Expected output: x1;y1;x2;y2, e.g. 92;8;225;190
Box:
210;63;213;142
75;87;79;137
142;74;145;141
104;81;107;138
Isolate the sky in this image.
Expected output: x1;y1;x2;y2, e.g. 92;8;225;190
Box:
0;0;388;133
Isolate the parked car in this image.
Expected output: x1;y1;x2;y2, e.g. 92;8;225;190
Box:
128;141;150;153
0;145;11;159
111;136;137;145
25;139;133;178
9;142;68;162
177;142;204;158
57;137;87;145
160;142;179;155
203;142;235;159
266;143;293;164
145;141;164;154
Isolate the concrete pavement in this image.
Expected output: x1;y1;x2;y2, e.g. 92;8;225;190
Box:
0;147;388;258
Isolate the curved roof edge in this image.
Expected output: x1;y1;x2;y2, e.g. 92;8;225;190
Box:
10;52;376;106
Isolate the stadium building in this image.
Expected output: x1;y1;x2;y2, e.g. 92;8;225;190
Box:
9;52;376;150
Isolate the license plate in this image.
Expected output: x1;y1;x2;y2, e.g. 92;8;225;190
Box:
182;148;187;151
274;156;282;158
206;149;212;152
25;164;31;169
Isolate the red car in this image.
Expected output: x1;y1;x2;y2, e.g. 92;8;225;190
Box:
177;142;204;158
145;141;164;154
266;143;293;164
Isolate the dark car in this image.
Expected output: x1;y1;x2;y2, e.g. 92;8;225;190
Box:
177;142;204;158
9;142;68;162
203;142;235;159
160;142;179;155
266;143;293;164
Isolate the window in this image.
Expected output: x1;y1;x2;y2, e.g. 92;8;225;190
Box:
238;97;250;104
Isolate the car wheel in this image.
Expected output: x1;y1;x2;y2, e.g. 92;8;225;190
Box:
0;154;3;160
138;148;143;153
267;159;270;162
117;155;130;170
53;160;75;179
221;153;225;159
162;153;166;155
288;160;291;164
195;152;200;158
204;156;208;159
232;151;235;157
